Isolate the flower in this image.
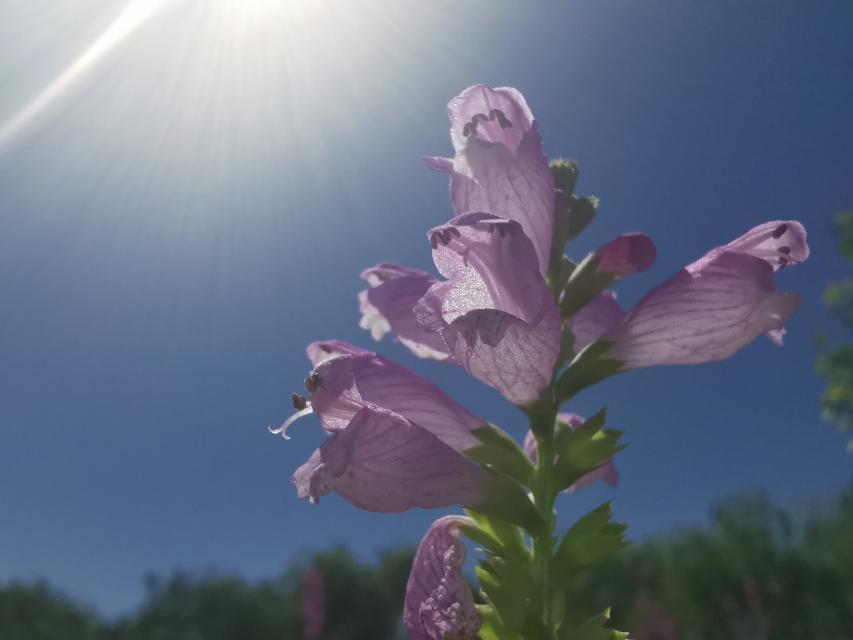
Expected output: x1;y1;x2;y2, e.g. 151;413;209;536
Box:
425;85;556;276
568;291;626;352
404;516;482;640
603;220;809;368
358;263;450;361
274;341;489;512
302;566;325;640
523;413;619;492
415;213;561;405
594;233;657;278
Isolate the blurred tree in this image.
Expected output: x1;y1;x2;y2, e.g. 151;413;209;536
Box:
0;581;99;640
816;211;853;433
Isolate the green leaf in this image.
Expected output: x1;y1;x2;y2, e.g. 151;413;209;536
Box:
476;557;540;632
555;341;623;404
471;472;546;537
559;253;616;318
552;503;628;579
558;608;629;640
465;424;535;486
462;510;530;563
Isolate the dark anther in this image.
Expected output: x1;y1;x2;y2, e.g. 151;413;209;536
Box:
490;108;512;129
449;227;461;238
462;122;473;137
319;344;331;353
304;371;321;393
778;257;789;267
778;246;791;254
292;393;308;410
430;232;439;249
772;223;788;239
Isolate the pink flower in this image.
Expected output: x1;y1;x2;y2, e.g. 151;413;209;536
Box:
415;213;561;405
572;221;809;368
274;341;489;512
425;85;556;276
404;516;481;640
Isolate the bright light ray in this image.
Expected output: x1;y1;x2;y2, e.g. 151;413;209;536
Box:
0;0;167;148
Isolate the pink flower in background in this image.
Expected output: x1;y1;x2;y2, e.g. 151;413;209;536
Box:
415;213;561;405
523;413;619;492
404;516;482;640
302;566;325;640
425;84;556;275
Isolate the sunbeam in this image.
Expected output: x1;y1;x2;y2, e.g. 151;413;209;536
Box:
0;0;168;148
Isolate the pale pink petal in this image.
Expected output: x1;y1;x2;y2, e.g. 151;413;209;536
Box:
595;233;657;277
569;292;626;352
404;515;481;640
292;406;488;512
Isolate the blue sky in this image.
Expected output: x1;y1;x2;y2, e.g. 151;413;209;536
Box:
1;0;851;617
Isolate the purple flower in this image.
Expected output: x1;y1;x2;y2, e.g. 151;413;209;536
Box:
569;291;626;352
605;221;809;368
594;233;657;278
523;413;619;492
358;263;451;361
425;85;555;276
404;516;482;640
302;566;325;640
274;341;489;512
415;213;561;406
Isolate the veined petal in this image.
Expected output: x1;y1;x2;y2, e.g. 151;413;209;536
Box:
595;233;657;277
404;515;481;640
448;84;534;154
569;292;626;352
358;263;450;361
608;251;802;368
417;214;561;405
430;85;555;275
522;413;619;492
306;346;482;450
292;406;488;512
695;220;809;272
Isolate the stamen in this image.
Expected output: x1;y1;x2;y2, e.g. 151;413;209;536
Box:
269;404;313;440
292;393;308;410
304;371;321;393
778;246;791;254
772;223;788;239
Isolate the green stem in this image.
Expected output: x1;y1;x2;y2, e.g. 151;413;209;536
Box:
529;395;558;634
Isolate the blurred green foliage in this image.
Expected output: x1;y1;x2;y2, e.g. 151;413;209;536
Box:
3;489;853;639
817;211;853;432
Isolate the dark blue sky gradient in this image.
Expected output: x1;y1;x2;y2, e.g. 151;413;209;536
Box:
1;0;851;616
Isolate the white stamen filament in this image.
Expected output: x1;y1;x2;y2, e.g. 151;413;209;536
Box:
268;404;313;440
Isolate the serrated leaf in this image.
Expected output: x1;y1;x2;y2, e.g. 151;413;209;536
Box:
559;608;629;640
462;510;530;563
472;472;545;536
476;558;538;632
465;424;535;486
552;504;628;578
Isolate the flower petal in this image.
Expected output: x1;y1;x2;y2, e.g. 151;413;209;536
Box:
417;214;561;405
404;515;482;640
608;251;802;368
292;406;488;512
697;220;809;272
595;233;657;277
429;85;555;275
306;345;482;450
569;292;626;352
358;263;451;361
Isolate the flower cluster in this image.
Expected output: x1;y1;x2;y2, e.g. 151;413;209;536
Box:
272;85;808;640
